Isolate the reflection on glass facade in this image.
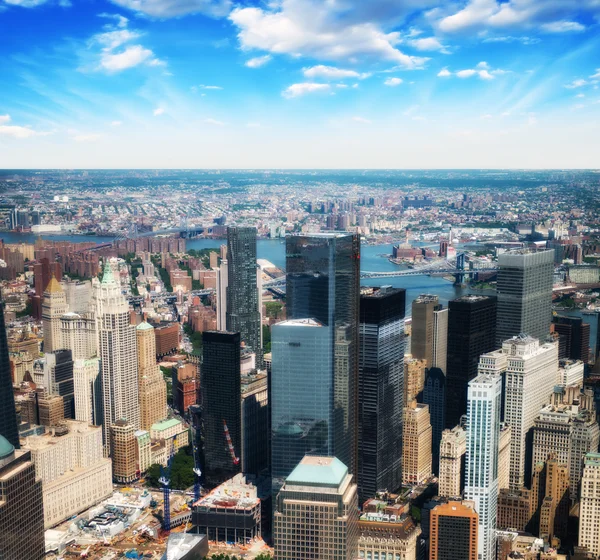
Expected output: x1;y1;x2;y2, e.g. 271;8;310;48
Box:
271;319;332;490
282;233;360;476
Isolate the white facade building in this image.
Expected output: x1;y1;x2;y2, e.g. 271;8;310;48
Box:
42;276;68;353
61;312;97;360
579;453;600;556
73;357;101;425
432;306;448;372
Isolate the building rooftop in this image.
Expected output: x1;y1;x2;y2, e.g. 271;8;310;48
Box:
194;473;259;510
0;435;15;460
136;321;154;331
151;418;182;432
286;456;348;487
276;318;324;327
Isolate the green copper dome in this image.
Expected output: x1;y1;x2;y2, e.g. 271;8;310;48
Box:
0;434;15;459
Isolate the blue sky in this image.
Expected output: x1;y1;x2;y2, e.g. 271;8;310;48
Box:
0;0;599;168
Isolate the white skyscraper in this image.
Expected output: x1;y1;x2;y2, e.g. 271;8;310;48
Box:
503;335;558;490
465;373;502;560
579;453;600;556
432;306;448;372
94;262;139;452
42;276;68;352
61;312;97;360
73;357;101;425
216;258;228;331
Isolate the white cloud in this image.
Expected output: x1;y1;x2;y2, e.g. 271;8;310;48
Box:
229;4;428;69
109;0;231;18
384;77;403;86
74;134;101;143
0;115;10;124
153;107;165;116
245;55;272;68
408;37;447;52
456;69;477;78
352;116;372;124
110;120;123;126
100;44;155;71
336;84;348;89
3;0;50;6
590;69;600;80
204;118;225;126
99;12;129;29
565;79;588;89
199;84;223;90
575;93;585;99
437;67;451;77
303;65;370;80
440;61;504;80
282;82;331;98
0;115;52;139
572;103;585;110
541;20;585;33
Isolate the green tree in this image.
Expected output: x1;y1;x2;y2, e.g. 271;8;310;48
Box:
262;325;271;353
145;464;161;487
265;301;283;319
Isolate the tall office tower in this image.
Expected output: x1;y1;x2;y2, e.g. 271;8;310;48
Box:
405;357;427;403
201;331;241;483
438;426;467;498
0;304;20;448
0;435;45;560
552;315;591;363
358;286;405;500
111;419;138;483
464;373;502;560
240;368;269;477
136;321;167;431
226;227;262;364
433;306;449;372
216;258;228;331
94;262;139;452
532;400;599;502
446;295;497;428
530;458;569;543
47;349;75;419
73;357;102;425
504;335;558;490
429;500;478;560
496;249;554;346
41;274;68;352
61;312;96;360
273;456;359;560
412;294;443;368
498;423;512;491
497;488;532;532
579;453;600;556
402;401;433;485
286;232;360;475
62;278;92;314
424;367;446;474
271;319;331;490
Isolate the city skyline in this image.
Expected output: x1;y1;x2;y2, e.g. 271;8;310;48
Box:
1;1;600;168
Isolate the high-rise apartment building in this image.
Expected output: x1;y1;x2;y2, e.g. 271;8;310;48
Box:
42;275;68;352
286;232;360;475
201;331;241;483
0;304;20;448
496;249;554;346
226;227;262;364
0;435;45;560
438;426;466;499
424;367;446;474
358;286;405;500
429;500;478;560
464;373;502;560
136;321;167;431
504;335;558;490
579;453;600;556
273;456;359;560
94;262;139;452
402;401;433;485
446;295;497;428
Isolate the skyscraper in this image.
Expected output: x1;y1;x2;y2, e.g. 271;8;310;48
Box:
286;232;360;474
446;295;497;428
433;306;449;373
201;331;241;483
94;262;139;452
530;457;569;542
552;315;590;363
216;257;228;331
402;401;433;485
423;367;446;474
47;349;75;419
0;303;20;449
61;311;96;360
496;249;554;346
226;227;262;364
464;373;502;560
503;335;558;490
271;318;332;490
358;286;405;500
41;274;67;353
579;453;600;556
136;321;167;431
438;426;466;499
412;294;444;369
273;456;359;560
429;500;478;560
0;435;45;560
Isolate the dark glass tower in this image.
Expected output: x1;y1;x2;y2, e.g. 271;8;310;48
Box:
0;303;19;449
286;233;360;475
201;331;241;483
423;367;446;474
226;227;262;365
552;315;590;363
49;349;75;419
445;295;497;429
358;286;405;501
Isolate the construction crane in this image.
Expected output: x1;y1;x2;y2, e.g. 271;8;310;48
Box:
189;405;203;505
159;437;177;532
223;419;240;466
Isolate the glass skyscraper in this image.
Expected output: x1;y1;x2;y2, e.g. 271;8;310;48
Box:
496;249;554;346
0;303;20;449
226;226;262;365
358;286;405;501
275;233;361;478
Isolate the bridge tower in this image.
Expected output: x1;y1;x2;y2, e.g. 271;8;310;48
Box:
454;252;465;285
